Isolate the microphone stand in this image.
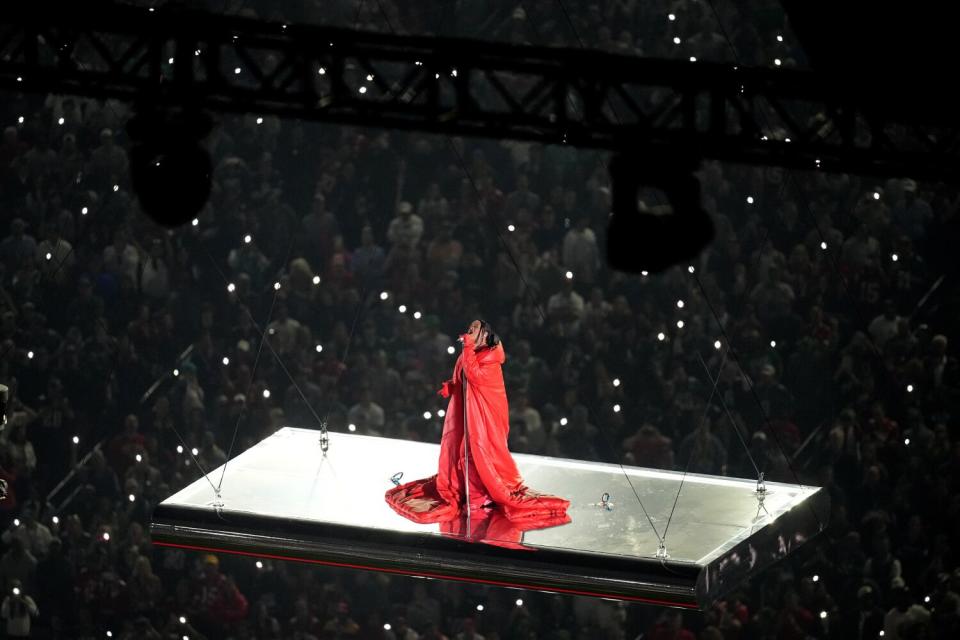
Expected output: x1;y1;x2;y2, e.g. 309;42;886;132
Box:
461;368;471;535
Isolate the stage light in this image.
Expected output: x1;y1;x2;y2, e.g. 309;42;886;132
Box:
906;384;914;393
177;445;184;454
16;77;22;82
746;196;754;204
191;218;199;226
222;357;230;366
820;611;828;619
227;282;236;293
44;252;52;261
365;74;374;81
924;595;930;603
447;346;455;354
398;305;407;313
129;494;136;502
58;116;65;125
256;561;263;569
234;67;241;74
881;631;886;637
315;344;323;353
668;13;676;21
167;57;174;64
434;73;440;79
13;519;19;527
820;241;828;250
263;389;271;399
676;320;684;329
676;299;684;308
359;86;368;94
565;271;574;279
507;224;516;232
613;378;621;387
72;435;79;444
613;404;621;413
891;253;899;262
873;191;881;200
195;49;201;56
770;340;777;348
81;206;89;215
451;69;458;77
560;417;568;426
380;291;389;300
135;454;142;463
476;605;484;612
641;271;649;276
348;423;357;432
423;411;432;420
319;67;326;75
607;150;714;274
313;275;321;285
27;350;34;359
438;409;446;417
384;624;392;631
413;311;422;319
689;56;697;62
173;368;180;377
106;632;112;638
52;516;59;525
688;265;695;273
179;617;187;624
673;36;681;44
129;108;213;227
112;184;119;192
812;574;819;582
657;332;666;341
256;117;263;125
714;340;722;349
103;532;111;541
774;59;782;66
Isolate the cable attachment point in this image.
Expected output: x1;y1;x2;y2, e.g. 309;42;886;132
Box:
755;471;767;505
208;489;224;511
319;421;329;455
656;539;670;560
390;471;404;486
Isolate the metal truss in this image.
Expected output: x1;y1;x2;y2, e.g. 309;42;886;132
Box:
1;3;958;180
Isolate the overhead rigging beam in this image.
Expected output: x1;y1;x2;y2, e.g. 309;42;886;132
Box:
1;2;957;181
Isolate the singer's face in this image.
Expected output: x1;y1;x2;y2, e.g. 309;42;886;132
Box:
467;320;487;347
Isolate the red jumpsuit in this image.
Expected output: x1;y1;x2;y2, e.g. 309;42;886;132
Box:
385;333;570;529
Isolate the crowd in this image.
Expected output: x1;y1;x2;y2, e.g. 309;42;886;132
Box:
0;1;959;639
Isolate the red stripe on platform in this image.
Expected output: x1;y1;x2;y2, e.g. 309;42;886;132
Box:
152;540;697;609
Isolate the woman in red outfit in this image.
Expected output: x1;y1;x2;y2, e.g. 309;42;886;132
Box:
385;320;570;527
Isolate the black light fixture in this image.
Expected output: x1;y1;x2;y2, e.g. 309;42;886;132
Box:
128;107;213;228
606;148;714;274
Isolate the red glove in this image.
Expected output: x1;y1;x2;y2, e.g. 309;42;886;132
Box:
438;380;454;398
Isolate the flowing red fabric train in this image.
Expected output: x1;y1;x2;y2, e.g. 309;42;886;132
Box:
385;333;571;528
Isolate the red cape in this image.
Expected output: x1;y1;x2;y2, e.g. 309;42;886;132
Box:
385;335;571;530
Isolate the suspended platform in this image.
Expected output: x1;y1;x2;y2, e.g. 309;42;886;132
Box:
150;427;828;610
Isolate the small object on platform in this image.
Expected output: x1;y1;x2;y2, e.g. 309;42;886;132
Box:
589;492;615;511
390;471;404;486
